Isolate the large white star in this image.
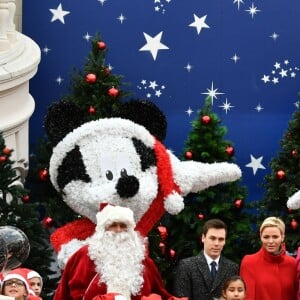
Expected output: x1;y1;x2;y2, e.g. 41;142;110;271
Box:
49;3;70;24
139;32;169;61
246;154;266;175
201;81;224;105
189;14;210;35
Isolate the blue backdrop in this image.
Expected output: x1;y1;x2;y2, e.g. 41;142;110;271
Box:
23;0;300;203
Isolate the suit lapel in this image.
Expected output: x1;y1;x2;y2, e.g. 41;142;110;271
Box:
212;256;226;290
196;251;214;289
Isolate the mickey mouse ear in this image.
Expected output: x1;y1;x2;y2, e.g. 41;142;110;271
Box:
113;99;167;141
44;100;85;146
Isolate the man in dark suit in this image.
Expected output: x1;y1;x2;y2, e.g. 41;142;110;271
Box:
172;219;239;300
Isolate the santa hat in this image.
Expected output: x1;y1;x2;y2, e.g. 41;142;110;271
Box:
27;270;43;287
96;205;135;231
2;271;30;292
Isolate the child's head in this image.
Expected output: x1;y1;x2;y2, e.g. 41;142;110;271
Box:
27;270;43;297
1;272;29;300
222;275;246;300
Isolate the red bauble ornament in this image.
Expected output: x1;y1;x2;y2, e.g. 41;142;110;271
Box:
291;149;298;158
169;249;176;258
88;106;96;114
42;217;54;228
2;147;11;155
108;87;119;98
276;170;285;180
39;168;48;181
97;41;106;50
159;242;166;255
185;151;193;160
291;219;298;230
201;115;211;124
234;199;243;209
225;146;235;156
21;195;30;203
157;225;168;240
85;73;97;83
0;156;7;163
198;213;205;220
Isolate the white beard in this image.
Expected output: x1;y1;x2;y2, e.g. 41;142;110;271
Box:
87;229;146;297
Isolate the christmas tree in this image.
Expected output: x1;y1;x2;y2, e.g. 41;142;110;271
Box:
0;132;55;299
259;105;300;254
148;97;255;284
27;33;130;229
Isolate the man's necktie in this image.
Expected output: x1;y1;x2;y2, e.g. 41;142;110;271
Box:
210;261;217;280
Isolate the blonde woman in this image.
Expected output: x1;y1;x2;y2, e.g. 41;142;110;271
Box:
240;216;297;300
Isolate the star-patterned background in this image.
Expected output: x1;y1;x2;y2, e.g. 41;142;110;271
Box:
23;0;300;203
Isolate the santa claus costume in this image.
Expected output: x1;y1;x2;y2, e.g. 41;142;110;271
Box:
53;205;186;300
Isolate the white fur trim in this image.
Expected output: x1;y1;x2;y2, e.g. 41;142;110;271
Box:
287;190;300;209
3;274;29;291
164;192;184;215
57;238;84;269
97;205;136;230
115;296;127;300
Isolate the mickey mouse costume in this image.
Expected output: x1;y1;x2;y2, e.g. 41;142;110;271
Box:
44;99;242;299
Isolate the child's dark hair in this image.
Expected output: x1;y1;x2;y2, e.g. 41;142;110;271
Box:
222;275;246;291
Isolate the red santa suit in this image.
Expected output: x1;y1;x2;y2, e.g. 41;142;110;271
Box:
54;205;184;300
54;245;175;300
240;246;297;300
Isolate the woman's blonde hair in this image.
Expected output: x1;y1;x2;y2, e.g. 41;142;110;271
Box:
259;216;285;236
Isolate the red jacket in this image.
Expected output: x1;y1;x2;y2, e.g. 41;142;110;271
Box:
240;246;297;300
54;245;175;300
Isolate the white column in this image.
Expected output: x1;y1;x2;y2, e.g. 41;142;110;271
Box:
0;0;10;51
0;33;41;183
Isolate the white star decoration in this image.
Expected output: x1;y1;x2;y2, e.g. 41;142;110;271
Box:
233;0;244;10
231;53;240;63
149;81;158;89
98;0;106;5
201;81;224;105
261;75;270;83
117;14;126;24
139;32;169;61
42;46;51;55
185;107;194;116
219;98;234;114
245;3;261;19
185;63;193;72
270;32;279;41
49;3;70;24
246;154;266;175
83;32;92;42
55;76;64;85
262;60;299;85
189;14;210;35
255;104;264;112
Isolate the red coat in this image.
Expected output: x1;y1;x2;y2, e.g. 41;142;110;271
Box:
296;247;300;300
240;246;297;300
53;245;174;300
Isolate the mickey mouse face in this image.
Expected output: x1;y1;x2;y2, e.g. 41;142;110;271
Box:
50;118;159;224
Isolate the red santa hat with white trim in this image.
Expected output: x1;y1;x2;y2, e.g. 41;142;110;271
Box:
1;269;30;292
